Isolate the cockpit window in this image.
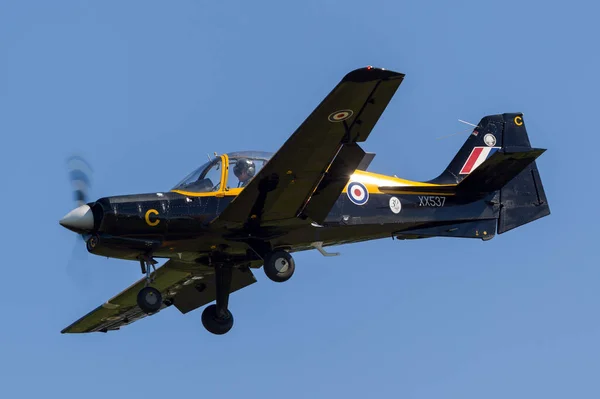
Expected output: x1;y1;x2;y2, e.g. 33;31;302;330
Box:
172;158;223;192
172;151;273;193
227;156;267;189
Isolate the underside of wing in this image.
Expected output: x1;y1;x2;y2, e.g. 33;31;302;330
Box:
61;260;256;333
215;67;405;229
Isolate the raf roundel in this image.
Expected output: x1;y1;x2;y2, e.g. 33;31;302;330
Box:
347;181;369;205
328;109;354;122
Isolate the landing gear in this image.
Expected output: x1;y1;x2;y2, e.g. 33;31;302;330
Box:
202;304;234;335
137;286;162;314
136;256;163;315
202;264;234;335
263;250;295;282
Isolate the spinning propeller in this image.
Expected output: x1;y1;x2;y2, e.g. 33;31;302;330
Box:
68;155;93;207
62;155;95;287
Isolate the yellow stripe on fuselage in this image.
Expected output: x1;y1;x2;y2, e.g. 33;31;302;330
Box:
171;188;244;197
171;169;456;197
342;170;454;194
171;190;223;197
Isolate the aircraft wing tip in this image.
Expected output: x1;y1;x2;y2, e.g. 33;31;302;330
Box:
343;66;405;83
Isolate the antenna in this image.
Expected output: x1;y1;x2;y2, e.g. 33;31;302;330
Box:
435;119;481;140
458;119;478;128
206;153;212;162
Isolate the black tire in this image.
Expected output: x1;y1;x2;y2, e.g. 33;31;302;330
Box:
201;304;234;335
137;286;163;314
263;250;295;283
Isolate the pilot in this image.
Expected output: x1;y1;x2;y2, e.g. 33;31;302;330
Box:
233;158;256;187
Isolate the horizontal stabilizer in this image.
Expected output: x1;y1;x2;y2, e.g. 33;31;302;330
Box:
457;147;546;194
379;147;545;197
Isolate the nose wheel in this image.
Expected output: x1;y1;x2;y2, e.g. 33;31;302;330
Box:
202;304;234;335
202;264;234;335
263;250;295;282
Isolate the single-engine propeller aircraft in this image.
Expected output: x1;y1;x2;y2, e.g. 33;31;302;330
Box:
60;66;550;335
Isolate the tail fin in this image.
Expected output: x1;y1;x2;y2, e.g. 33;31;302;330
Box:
433;113;551;232
431;114;508;184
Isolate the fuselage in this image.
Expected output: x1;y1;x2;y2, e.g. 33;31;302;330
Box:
80;168;497;265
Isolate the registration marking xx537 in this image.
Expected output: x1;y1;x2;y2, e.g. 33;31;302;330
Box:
419;196;446;207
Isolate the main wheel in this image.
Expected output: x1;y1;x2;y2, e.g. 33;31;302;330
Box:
263;250;295;282
201;304;234;335
137;286;163;314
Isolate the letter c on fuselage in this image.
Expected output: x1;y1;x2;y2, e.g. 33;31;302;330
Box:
514;116;523;126
145;209;160;226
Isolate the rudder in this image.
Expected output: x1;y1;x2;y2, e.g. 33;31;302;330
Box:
497;113;550;233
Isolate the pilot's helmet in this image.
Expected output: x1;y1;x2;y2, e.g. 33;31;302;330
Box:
233;158;256;180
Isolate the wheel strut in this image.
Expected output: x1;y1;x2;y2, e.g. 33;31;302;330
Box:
214;264;233;319
138;255;158;286
201;263;235;335
135;255;162;314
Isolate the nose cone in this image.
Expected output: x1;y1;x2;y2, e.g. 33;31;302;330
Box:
60;204;94;233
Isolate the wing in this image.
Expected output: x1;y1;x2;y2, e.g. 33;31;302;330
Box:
61;260;257;333
216;67;405;228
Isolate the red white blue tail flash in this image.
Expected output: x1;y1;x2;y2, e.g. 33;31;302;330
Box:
459;147;500;175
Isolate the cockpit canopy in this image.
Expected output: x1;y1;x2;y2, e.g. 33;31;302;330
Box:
172;151;273;193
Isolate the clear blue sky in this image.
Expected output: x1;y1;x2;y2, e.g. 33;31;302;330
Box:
1;1;598;397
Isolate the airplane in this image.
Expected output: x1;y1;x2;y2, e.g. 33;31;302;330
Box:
59;66;551;335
